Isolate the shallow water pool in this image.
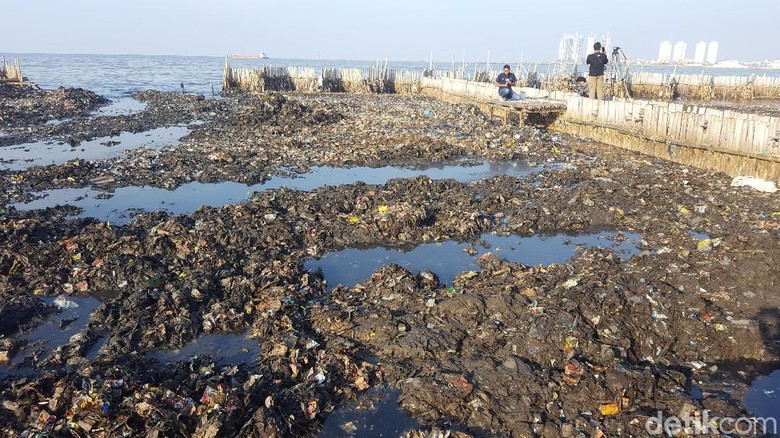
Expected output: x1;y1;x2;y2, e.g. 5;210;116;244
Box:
11;160;547;224
306;230;642;289
0;124;189;170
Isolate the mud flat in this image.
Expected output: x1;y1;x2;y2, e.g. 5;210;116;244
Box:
1;81;779;436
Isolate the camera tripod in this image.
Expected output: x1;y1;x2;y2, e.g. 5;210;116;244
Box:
606;46;631;98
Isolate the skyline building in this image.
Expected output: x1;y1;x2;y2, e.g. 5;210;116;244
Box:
656;39;719;64
558;32;611;63
693;41;707;64
657;41;672;63
672;41;687;62
586;33;611;52
557;33;583;63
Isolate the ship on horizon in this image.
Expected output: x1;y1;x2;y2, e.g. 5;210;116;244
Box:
227;52;268;60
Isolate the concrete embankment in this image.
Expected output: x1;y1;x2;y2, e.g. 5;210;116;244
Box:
548;92;780;184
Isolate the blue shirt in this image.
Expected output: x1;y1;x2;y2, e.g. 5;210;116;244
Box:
496;72;516;91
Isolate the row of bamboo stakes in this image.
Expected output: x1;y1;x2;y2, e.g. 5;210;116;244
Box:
0;57;23;83
549;91;780;158
223;61;427;94
224;60;780;100
629;71;780;100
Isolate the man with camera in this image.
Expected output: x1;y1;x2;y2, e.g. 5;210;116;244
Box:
495;64;523;101
573;76;589;97
586;42;609;100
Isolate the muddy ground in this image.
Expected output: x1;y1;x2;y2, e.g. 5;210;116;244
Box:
1;81;779;437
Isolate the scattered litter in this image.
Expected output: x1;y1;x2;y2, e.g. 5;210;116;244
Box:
730;176;778;193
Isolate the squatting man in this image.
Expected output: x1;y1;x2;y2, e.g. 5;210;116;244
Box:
495;64;524;101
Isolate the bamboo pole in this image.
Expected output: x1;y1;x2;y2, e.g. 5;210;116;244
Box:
0;57;23;83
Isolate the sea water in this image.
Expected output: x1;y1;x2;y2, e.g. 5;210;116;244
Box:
4;52;778;99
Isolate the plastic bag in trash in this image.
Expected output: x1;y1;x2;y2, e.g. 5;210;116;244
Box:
53;295;79;309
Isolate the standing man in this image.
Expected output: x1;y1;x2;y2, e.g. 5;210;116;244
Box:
495;64;523;101
586;42;608;100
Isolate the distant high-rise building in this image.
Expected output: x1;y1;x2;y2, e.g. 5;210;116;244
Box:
693;41;707;64
601;33;612;53
672;41;687;62
706;41;719;64
586;33;611;53
558;33;583;63
658;41;673;63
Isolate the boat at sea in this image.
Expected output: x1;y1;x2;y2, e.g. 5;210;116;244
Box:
228;53;268;60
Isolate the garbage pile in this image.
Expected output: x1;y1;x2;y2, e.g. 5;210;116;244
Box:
0;83;108;130
0;86;779;436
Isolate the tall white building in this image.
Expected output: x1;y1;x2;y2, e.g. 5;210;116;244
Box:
658;41;673;63
706;41;719;64
693;41;707;64
558;33;583;63
586;33;611;53
601;33;612;53
672;41;687;63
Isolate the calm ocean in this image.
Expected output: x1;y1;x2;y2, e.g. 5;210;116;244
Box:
4;52;780;100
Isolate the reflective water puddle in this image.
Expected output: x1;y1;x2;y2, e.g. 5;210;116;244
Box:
38;99;147;126
0;125;190;170
11;161;545;224
695;361;780;429
84;332;111;361
0;296;100;376
306;230;642;289
688;229;710;240
319;387;419;437
744;369;780;421
148;330;260;366
90;97;147;117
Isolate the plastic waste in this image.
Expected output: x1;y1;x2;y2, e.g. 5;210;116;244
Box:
600;403;619;416
730;176;778;193
53;294;79;309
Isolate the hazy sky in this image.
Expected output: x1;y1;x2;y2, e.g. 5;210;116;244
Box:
3;0;777;62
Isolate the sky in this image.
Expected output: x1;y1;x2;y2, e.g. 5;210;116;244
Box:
3;0;778;63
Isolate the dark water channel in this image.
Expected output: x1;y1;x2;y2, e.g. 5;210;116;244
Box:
90;97;148;117
11;160;546;224
319;387;419;437
306;230;642;289
147;330;260;366
0;296;99;379
744;369;780;422
0;124;190;171
41;98;148;126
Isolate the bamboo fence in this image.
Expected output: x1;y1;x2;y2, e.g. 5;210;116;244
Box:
222;60;545;94
223;62;426;94
629;72;780;100
549;92;780;157
547;91;780;182
0;57;23;83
